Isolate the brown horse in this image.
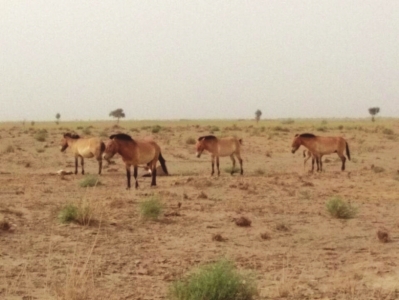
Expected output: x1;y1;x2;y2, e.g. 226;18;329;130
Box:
195;135;243;176
103;133;168;189
60;133;107;175
292;133;350;171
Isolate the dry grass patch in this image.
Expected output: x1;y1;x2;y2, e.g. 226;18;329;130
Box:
58;198;101;226
326;196;357;219
139;196;163;221
79;175;101;188
169;259;257;300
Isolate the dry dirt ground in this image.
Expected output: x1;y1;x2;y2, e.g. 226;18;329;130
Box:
1;119;399;300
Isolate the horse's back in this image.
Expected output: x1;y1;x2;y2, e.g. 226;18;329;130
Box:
218;136;241;156
75;137;103;157
314;136;346;154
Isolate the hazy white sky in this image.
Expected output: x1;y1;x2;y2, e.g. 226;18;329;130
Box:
1;1;399;121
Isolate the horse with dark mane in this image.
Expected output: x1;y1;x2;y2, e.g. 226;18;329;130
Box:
292;133;350;172
103;133;168;189
60;133;107;175
195;135;243;176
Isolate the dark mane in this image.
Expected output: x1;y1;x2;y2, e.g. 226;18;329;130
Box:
299;133;316;138
64;133;80;139
198;135;217;141
109;133;134;141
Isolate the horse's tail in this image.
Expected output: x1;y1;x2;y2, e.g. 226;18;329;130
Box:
158;152;169;175
345;142;351;161
238;138;243;145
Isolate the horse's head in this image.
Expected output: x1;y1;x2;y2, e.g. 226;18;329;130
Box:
60;136;69;152
60;133;80;152
103;139;118;160
195;137;206;158
291;134;301;153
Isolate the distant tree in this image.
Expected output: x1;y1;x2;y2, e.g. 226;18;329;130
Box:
368;107;380;122
255;109;262;123
109;108;126;123
55;113;61;124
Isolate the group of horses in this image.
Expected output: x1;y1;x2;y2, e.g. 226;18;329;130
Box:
60;131;351;189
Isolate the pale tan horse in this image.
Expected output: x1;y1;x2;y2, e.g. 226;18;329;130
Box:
103;133;168;189
60;133;107;175
292;133;350;172
195;135;243;176
302;149;322;172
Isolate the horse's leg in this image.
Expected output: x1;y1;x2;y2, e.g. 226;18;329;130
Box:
211;155;215;176
216;156;220;176
98;158;102;175
133;166;139;189
151;163;157;186
339;153;346;171
311;157;315;172
126;164;131;189
74;156;78;175
319;156;323;172
230;154;236;175
235;153;244;175
81;157;84;175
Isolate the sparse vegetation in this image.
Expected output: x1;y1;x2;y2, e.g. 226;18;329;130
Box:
169;259;257;300
139;196;163;220
82;127;92;135
79;175;100;187
152;125;162;133
185;137;196;145
326;197;357;219
4;145;15;153
58;200;97;226
34;129;48;142
224;166;241;174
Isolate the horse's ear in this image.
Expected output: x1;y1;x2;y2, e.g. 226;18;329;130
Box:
294;134;299;137
109;134;115;139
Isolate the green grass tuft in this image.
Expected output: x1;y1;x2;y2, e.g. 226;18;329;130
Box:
34;129;48;142
169;259;257;300
185;137;196;145
152;125;162;133
139;197;163;220
79;175;100;187
326;196;357;219
58;204;78;223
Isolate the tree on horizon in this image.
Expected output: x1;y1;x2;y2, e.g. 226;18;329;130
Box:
109;108;126;123
255;109;262;123
368;107;380;122
55;113;61;125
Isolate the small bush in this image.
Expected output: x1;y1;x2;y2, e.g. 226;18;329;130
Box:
321;119;328;125
316;126;327;132
139;197;163;220
186;137;196;145
152;125;162;133
4;145;14;153
34;130;47;142
337;125;344;130
58;204;78;223
58;200;96;225
210;126;220;132
382;128;394;135
326;197;357;219
169;259;257;300
272;126;289;132
82;127;92;135
36;148;45;153
79;175;100;187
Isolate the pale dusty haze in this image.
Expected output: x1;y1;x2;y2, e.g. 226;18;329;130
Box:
1;1;398;121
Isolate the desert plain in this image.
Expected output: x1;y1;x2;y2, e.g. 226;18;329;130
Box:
0;118;399;300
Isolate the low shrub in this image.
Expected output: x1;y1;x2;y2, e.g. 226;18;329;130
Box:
326;196;357;219
169;259;257;300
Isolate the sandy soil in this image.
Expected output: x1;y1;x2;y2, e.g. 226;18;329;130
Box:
0;120;399;300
